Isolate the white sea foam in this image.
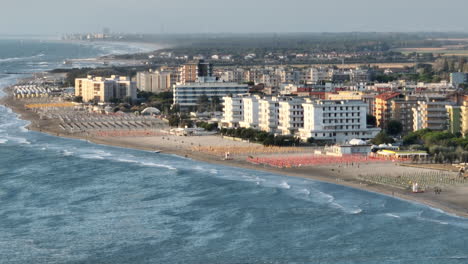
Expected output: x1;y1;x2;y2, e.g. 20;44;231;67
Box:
80;154;105;160
329;200;363;215
5;136;30;144
313;190;335;203
0;53;45;63
385;213;401;218
0;138;7;144
279;181;291;189
417;217;449;225
300;188;311;196
113;157;177;170
62;150;74;156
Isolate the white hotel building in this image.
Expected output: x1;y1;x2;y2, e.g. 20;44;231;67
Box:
222;95;380;143
259;97;280;133
299;99;380;142
221;95;244;128
278;97;305;135
239;95;261;129
173;78;249;110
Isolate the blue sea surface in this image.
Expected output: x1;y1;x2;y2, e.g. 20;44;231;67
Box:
0;39;468;263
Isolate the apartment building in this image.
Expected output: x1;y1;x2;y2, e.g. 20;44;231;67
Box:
308;68;330;83
446;105;461;134
413;100;451;131
239;95;261;129
461;101;468;136
220;95;244;128
180;60;213;84
390;99;417;134
75;75;136;103
136;70;172;93
258;97;280;133
374;92;404;129
278;97;305;135
173;80;249;109
299;99;380;143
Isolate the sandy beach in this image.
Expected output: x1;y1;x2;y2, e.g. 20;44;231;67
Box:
2;86;468;219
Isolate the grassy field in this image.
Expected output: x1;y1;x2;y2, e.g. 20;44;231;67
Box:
292;62;420;69
393;44;468;57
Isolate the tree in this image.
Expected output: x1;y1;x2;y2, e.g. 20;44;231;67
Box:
371;132;395;145
197;94;210;112
403;133;419;145
386;120;403;135
167;115;181;127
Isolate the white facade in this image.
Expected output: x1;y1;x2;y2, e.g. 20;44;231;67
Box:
299;99;380;143
173;80;249;109
412;100;450;131
259;97;280;133
278;97;305;135
309;68;330;83
239;95;261;129
221;95;244;128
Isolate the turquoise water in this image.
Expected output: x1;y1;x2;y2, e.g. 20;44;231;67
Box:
1;40;468;263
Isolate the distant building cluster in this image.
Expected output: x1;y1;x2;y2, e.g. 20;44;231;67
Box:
130;58;468;140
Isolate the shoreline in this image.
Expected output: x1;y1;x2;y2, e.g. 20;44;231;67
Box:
2;89;468;218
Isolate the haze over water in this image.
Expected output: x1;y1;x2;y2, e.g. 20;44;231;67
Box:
1;40;468;263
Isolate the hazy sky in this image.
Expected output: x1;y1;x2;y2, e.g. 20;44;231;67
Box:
0;0;467;35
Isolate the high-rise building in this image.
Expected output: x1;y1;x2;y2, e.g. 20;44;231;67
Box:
239;95;261;129
136;70;172;93
180;60;213;84
460;101;468;136
446;105;461;135
278;97;305;135
221;95;244;128
173;80;249;110
412;100;451;131
75;75;136;103
299;99;380;143
390;98;418;134
258;97;280;133
374;92;404;129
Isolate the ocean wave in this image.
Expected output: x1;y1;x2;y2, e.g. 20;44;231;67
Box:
80;154;105;160
385;213;401;218
62;150;74;156
0;53;45;63
331;202;363;215
279;181;291;189
110;157;176;170
4;136;30;144
417;216;449;225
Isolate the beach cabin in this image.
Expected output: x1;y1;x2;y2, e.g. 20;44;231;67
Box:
323;139;372;156
375;149;428;160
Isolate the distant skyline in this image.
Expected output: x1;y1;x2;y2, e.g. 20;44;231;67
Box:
1;0;467;35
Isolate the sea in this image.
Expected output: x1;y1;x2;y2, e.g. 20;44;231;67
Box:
0;39;468;264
